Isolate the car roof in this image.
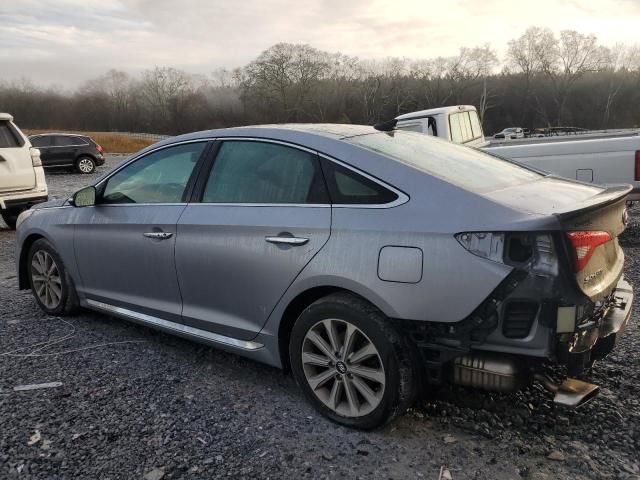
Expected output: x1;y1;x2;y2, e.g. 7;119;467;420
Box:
239;123;376;139
156;123;377;145
0;113;14;121
395;105;477;121
30;133;89;138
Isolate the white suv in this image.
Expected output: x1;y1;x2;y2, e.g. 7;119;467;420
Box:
0;113;48;229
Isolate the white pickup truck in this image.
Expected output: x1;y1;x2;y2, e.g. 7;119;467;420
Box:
393;105;640;200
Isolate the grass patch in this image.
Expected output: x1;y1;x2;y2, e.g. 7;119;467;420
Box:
23;130;157;153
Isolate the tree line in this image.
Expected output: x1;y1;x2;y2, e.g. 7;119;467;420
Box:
1;27;639;136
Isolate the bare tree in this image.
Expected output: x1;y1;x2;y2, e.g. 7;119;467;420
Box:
507;27;555;124
540;30;609;124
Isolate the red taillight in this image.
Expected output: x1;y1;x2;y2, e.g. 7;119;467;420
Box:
566;231;611;272
635;150;640;181
96;144;103;153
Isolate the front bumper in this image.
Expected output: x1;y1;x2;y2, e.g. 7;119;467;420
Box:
563;276;633;374
0;194;49;211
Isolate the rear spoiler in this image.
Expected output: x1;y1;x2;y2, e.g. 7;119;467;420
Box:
552;183;632;219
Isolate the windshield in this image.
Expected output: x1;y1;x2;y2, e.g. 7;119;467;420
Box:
504;128;516;133
346;131;542;193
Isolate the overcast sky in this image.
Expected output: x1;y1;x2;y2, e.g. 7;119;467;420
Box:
1;0;639;89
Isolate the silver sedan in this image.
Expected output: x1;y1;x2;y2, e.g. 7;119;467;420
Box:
16;125;632;429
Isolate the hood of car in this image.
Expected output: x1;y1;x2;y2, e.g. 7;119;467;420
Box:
33;198;69;209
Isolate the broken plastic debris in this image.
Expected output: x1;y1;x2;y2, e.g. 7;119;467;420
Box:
14;382;63;391
27;430;41;446
438;466;453;480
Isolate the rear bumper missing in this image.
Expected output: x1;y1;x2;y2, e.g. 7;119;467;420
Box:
564;276;633;374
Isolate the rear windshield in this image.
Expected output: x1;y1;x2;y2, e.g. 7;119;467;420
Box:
346;131;542;193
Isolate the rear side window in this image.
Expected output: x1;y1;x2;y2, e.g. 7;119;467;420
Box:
202;141;328;204
347;131;542;193
72;136;88;145
320;158;398;205
0;121;20;148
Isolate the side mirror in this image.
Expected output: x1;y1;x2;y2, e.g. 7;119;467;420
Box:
72;186;96;207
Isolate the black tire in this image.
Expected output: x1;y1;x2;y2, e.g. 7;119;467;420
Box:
1;210;19;229
27;238;79;316
75;156;96;174
289;292;419;430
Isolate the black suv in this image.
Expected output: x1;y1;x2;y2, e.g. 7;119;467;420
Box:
29;134;105;174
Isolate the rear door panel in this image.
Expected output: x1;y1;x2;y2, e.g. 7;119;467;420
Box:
175;205;331;340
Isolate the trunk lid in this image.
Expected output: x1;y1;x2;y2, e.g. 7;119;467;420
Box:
484;177;630;301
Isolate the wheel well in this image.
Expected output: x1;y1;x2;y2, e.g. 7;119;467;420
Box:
18;234;44;289
277;286;379;371
75;154;96;163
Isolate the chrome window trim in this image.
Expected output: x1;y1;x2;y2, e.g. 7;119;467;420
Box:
92;136;409;209
86;299;263;350
316;152;409;209
46;144;90;148
29;134;90;147
95;138;212;190
93;139;211;205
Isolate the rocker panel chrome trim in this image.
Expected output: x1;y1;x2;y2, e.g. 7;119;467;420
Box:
86;299;264;350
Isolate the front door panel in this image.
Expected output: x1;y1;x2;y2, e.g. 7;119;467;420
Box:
73;205;186;321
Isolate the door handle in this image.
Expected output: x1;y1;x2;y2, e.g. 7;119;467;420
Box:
143;232;173;240
265;236;309;246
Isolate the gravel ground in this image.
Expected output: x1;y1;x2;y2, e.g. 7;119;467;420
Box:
1;157;639;479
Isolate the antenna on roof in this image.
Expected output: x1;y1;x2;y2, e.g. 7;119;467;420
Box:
373;119;397;132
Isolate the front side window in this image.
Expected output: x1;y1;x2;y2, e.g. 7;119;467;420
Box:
101;142;205;204
30;136;51;148
202;141;327;204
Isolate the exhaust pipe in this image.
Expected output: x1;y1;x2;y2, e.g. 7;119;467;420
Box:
450;355;599;408
534;374;599;408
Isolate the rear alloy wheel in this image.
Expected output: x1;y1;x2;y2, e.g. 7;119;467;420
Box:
76;156;96;174
28;239;79;315
302;318;385;417
290;292;418;429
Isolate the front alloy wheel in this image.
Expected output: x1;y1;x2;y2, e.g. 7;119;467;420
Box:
27;239;79;316
31;250;63;310
290;292;418;429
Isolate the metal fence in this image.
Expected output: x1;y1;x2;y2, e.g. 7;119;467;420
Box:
87;131;172;141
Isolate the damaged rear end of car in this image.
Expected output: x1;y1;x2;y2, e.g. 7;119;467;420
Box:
435;183;633;407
